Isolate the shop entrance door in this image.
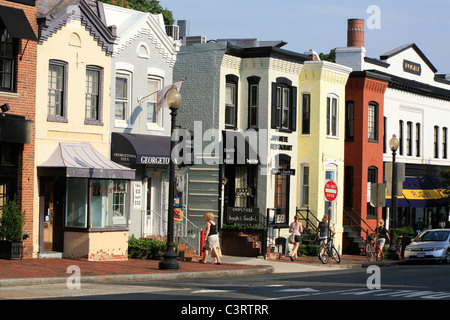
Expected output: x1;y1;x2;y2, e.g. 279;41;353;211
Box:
41;178;65;253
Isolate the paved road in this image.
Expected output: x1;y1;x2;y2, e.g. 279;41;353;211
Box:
2;263;449;301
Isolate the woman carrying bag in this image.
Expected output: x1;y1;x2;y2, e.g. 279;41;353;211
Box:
289;215;303;261
201;212;222;264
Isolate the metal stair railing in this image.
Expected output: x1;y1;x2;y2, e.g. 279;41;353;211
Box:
343;207;376;244
296;207;320;234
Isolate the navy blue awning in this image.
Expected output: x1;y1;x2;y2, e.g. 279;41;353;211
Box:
385;176;448;208
111;132;170;165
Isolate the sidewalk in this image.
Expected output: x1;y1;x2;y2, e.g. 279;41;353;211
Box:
0;254;402;287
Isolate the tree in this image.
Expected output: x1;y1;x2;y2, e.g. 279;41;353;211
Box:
319;49;336;63
98;0;175;25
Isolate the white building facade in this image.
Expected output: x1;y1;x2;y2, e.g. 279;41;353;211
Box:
337;23;450;230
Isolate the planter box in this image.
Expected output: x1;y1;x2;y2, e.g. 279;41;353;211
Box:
0;241;23;259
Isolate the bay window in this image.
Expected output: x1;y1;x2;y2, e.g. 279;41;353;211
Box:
66;178;129;229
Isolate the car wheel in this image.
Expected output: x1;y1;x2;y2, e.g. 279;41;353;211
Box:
445;250;450;264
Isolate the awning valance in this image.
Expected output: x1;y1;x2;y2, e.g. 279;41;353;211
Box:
0;5;37;41
385;176;448;208
0;114;31;144
111;132;170;165
38;142;135;179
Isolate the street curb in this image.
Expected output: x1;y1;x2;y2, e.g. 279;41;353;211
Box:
283;260;403;270
0;267;274;287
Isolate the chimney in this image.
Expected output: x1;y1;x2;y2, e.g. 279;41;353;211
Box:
307;49;320;61
347;19;364;47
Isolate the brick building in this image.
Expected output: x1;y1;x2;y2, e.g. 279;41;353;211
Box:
0;0;38;257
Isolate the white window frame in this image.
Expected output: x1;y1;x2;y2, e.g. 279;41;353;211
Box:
146;76;164;131
225;82;236;128
300;164;310;207
326;95;338;137
114;71;131;128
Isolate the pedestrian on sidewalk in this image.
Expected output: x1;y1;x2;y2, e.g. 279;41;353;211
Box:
201;212;222;264
376;219;390;259
289;215;303;261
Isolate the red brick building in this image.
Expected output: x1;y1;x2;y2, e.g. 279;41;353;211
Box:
341;20;390;253
0;0;38;257
343;71;389;252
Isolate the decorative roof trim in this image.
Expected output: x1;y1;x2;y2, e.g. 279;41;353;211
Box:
371;69;450;101
102;4;179;67
38;0;116;56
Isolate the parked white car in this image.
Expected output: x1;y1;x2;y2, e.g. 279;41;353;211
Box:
404;229;450;263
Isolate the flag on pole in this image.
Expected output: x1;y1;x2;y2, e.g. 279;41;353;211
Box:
156;80;183;112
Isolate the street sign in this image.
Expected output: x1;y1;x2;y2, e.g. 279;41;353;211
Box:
370;182;386;207
324;180;338;202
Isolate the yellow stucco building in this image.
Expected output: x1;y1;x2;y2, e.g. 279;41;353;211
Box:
33;1;134;260
297;60;351;252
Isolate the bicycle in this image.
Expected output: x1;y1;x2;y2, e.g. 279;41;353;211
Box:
318;234;341;264
365;233;384;262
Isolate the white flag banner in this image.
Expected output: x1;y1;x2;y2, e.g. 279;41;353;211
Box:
156;81;183;111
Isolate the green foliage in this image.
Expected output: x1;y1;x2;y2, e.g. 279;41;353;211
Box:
98;0;174;25
393;226;415;243
297;243;320;256
0;197;25;242
128;235;170;259
319;49;336;63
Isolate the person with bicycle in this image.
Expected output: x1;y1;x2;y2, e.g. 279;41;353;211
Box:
317;214;334;255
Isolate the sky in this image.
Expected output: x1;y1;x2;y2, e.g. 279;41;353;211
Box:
159;0;450;74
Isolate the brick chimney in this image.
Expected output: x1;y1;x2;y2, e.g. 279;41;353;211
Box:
307;49;320;61
347;19;364;47
335;18;366;71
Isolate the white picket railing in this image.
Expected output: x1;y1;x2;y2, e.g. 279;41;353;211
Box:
141;210;203;253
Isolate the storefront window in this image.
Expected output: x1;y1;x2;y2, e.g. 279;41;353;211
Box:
66;178;128;229
66;178;88;228
90;179;128;228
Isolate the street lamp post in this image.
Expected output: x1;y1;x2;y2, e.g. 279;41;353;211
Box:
159;85;182;270
387;134;399;260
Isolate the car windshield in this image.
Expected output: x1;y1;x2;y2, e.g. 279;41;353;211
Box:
415;231;450;242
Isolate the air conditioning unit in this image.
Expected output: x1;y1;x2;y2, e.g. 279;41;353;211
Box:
165;25;180;40
185;36;207;46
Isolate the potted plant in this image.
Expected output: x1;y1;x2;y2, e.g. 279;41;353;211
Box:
0;197;26;259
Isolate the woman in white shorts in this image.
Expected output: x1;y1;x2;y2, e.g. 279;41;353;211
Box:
201;212;222;264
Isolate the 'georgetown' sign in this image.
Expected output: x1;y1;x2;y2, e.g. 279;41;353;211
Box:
403;60;421;76
226;207;259;225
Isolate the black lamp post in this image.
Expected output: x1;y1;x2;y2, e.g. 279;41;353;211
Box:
159;85;182;270
387;134;399;260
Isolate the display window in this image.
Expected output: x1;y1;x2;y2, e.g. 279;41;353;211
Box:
66;178;129;229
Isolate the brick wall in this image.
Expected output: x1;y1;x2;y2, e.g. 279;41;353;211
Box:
221;231;261;257
0;0;38;258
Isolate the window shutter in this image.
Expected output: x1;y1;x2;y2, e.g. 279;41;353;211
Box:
290;86;297;131
271;82;278;129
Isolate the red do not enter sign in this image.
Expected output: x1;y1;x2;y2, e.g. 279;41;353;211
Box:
324;180;338;202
